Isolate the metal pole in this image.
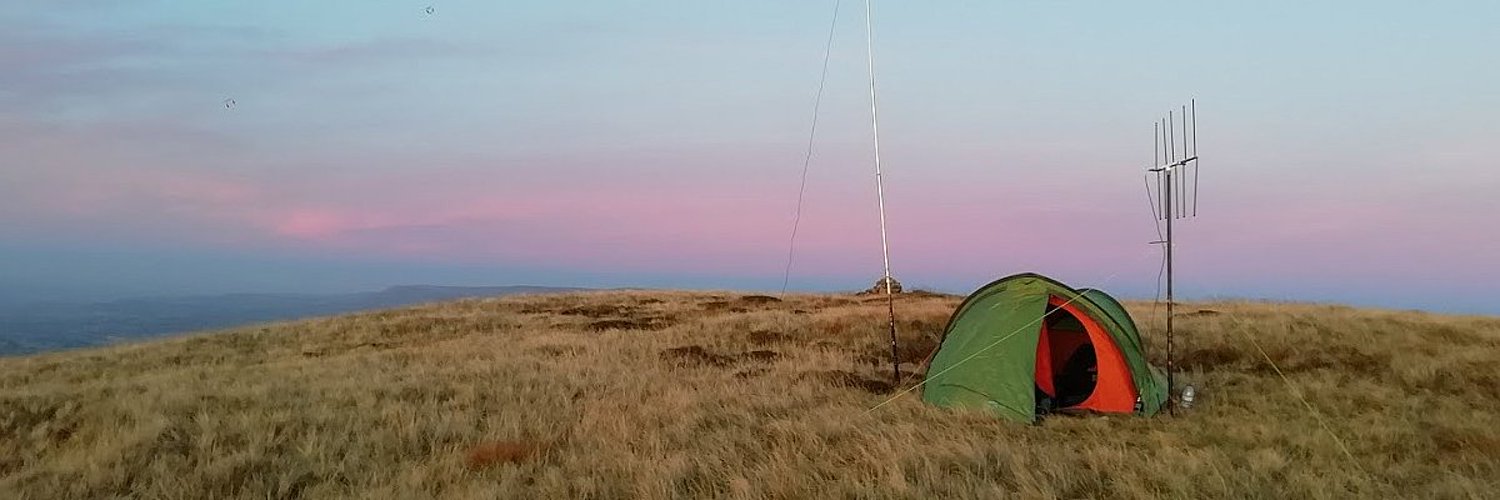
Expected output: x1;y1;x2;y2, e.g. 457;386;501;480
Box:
1164;160;1176;416
863;0;900;385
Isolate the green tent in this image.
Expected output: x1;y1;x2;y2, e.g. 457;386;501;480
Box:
922;273;1168;422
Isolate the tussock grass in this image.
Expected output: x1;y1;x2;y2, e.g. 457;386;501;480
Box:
1;291;1497;498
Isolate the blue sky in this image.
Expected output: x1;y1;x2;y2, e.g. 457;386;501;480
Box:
2;1;1497;313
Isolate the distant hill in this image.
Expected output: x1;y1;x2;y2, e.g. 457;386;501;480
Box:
0;291;1494;497
0;285;584;356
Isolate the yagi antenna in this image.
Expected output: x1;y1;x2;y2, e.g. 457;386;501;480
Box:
1141;100;1201;416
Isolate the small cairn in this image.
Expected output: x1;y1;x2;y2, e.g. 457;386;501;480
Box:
858;276;903;295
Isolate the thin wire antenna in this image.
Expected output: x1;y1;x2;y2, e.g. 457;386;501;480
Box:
780;0;843;298
1144;174;1162;238
1192;99;1199;216
864;0;901;386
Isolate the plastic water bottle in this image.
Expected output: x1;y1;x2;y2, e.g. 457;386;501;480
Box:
1180;385;1196;409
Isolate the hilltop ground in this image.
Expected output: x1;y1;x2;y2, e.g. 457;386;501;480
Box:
2;291;1497;498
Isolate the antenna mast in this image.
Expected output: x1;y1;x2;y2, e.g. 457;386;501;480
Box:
1144;99;1200;415
863;0;900;386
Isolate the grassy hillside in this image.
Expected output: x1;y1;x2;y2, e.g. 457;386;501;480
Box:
2;291;1497;498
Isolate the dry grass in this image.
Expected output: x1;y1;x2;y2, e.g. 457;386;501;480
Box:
1;290;1497;499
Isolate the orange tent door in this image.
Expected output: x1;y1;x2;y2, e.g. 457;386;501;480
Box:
1035;318;1089;399
1049;296;1138;413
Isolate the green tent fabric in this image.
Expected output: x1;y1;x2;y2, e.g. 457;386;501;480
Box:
922;273;1168;422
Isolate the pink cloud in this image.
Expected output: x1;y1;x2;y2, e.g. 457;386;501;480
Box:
271;209;349;239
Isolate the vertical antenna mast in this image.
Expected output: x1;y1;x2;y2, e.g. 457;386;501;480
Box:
1163;115;1176;416
1144;101;1201;415
864;0;900;385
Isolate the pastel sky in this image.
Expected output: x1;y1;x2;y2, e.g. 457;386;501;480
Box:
2;1;1497;313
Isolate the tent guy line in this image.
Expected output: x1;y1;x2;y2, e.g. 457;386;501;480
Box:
1236;313;1368;477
